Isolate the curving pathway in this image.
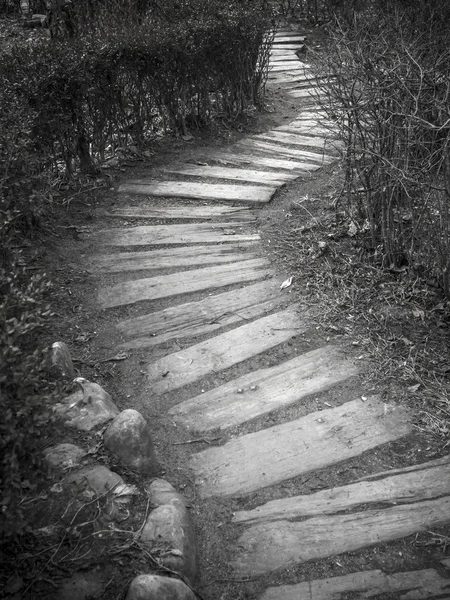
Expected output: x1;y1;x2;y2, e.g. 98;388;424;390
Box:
90;30;450;600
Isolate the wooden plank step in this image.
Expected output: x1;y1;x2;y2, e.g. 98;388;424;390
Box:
90;243;257;274
288;88;324;99
270;48;304;55
98;205;254;220
270;65;308;73
189;397;411;498
213;153;320;172
147;307;301;395
269;55;300;62
99;258;271;309
271;44;305;51
275;31;305;37
276;125;335;138
169;345;359;432
116;280;284;349
253;131;338;151
260;562;450;600
270;61;303;69
97;222;259;247
273;36;306;44
163;165;298;187
232;496;450;576
233;456;450;524
237;140;334;164
118;180;276;204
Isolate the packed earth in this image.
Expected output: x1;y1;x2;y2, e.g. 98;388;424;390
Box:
3;22;450;600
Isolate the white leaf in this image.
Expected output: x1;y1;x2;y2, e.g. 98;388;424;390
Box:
280;276;293;290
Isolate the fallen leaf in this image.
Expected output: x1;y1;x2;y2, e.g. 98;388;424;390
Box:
280;276;293;290
412;308;425;320
348;221;357;237
408;383;421;393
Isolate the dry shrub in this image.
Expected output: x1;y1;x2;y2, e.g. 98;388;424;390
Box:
315;0;450;296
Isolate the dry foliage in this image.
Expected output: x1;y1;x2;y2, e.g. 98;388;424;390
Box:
314;0;450;297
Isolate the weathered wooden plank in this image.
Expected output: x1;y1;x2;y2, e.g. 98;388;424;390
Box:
270;61;303;69
189;397;411;498
163;165;298;187
213;153;320;172
288;88;324;100
232;496;450;576
97;222;259;247
237;139;334;164
99;258;271;309
170;346;359;432
269;51;307;59
275;31;305;37
273;36;306;44
90;243;257;274
254;131;338;151
98;205;255;220
276;125;336;138
118;180;276;204
270;55;300;62
355;454;450;482
271;44;305;51
233;458;450;524
261;564;450;600
270;65;308;73
147;307;301;395
116;280;284;349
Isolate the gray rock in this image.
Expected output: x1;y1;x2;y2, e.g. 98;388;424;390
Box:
58;569;110;600
104;409;159;474
62;466;129;526
43;443;87;470
146;479;189;508
126;574;196;600
54;378;119;431
48;341;75;379
64;465;124;496
140;499;197;584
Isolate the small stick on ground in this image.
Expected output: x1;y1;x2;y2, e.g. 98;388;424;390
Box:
172;437;221;445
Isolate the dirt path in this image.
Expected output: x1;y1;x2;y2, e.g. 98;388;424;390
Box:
85;30;450;600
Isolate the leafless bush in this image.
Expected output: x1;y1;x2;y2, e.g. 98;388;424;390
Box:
315;4;450;296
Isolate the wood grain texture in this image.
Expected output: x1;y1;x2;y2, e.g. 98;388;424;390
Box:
270;55;300;62
260;564;450;600
99;258;271;308
288;88;324;100
237;139;334;164
116;280;284;349
189;397;411;498
91;243;257;273
213;153;320;172
146;307;301;395
118;180;276;204
232;496;450;576
98;205;254;220
233;457;450;524
253;131;339;152
273;36;306;43
270;64;308;73
163;165;298;186
98;222;258;247
169;346;359;432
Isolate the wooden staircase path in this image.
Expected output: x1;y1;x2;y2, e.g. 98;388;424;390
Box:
90;29;450;599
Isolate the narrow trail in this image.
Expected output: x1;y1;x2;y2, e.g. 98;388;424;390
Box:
89;30;450;600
